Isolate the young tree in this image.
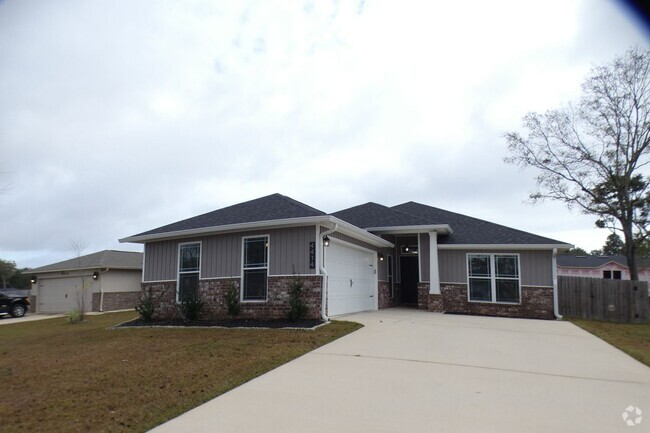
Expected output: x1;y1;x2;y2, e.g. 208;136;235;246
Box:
505;48;650;280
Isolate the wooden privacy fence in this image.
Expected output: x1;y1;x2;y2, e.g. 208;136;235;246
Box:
558;276;649;323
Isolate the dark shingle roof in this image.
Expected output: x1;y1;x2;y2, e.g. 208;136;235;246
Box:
332;202;432;228
557;255;650;268
391;201;566;245
134;193;326;237
31;250;143;273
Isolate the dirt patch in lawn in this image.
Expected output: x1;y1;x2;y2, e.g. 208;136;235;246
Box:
0;311;361;433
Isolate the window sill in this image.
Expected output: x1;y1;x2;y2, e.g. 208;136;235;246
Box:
241;299;268;303
468;299;521;306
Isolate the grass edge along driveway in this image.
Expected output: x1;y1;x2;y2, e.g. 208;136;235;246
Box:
568;318;650;368
0;311;362;433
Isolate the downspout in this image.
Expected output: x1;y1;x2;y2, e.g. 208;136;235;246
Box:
319;223;338;321
552;249;562;319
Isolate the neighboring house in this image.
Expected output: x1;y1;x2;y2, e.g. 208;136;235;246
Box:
29;250;143;313
557;254;650;283
119;194;571;320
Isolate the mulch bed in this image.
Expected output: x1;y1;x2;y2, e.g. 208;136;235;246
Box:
117;317;326;329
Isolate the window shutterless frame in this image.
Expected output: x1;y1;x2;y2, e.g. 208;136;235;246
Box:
241;235;269;302
466;253;521;304
177;241;201;303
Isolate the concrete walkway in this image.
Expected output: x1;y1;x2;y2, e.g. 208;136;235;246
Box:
0;313;64;325
150;308;650;433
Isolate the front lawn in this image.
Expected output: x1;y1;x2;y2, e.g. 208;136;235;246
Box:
0;312;361;432
569;318;650;367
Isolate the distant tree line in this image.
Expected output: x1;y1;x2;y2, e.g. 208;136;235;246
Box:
563;233;650;258
0;259;31;289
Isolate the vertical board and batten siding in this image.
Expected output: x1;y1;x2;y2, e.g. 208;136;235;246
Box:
558;276;649;323
438;249;554;287
143;226;316;281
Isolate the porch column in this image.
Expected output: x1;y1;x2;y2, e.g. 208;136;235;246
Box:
429;231;440;294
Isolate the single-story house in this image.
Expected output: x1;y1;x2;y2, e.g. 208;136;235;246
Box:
557;254;650;282
120;194;571;320
29;250;143;313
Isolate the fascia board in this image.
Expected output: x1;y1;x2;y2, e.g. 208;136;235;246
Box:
119;215;395;248
119;216;332;243
328;217;395;248
366;224;453;235
437;243;574;250
30;266;141;274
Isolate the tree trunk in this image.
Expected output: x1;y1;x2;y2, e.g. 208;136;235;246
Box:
623;226;639;280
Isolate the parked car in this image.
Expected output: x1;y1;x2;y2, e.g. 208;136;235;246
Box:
0;292;30;317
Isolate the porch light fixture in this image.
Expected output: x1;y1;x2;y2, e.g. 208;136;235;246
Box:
404;246;409;252
93;271;99;280
30;275;37;284
323;235;330;247
379;253;384;261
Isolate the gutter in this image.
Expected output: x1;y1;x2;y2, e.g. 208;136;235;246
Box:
552;249;562;319
319;223;339;322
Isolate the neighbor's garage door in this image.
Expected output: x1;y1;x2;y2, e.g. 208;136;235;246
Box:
39;277;90;313
327;241;376;316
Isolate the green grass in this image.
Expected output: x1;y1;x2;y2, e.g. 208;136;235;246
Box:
0;312;361;432
569;318;650;367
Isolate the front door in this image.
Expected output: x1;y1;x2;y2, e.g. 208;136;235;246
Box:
400;256;419;305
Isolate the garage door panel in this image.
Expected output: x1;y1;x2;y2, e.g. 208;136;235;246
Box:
327;242;376;316
39;277;92;313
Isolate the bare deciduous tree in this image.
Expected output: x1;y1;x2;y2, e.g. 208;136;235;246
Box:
505;48;650;280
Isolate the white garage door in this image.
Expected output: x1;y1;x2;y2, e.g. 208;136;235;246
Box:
327;241;376;316
39;277;91;313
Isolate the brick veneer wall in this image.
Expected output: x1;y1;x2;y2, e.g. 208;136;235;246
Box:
141;276;323;320
378;281;400;309
417;283;429;310
91;292;141;312
435;283;555;320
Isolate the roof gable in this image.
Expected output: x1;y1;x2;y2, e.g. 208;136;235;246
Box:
331;202;432;228
133;193;326;237
392;201;566;245
31;250;143;273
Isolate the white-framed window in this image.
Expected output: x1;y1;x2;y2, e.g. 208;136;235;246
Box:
603;270;622;280
387;254;394;298
467;253;520;304
242;235;269;301
177;242;201;302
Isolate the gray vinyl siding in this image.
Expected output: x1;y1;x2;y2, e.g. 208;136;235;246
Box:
143;226;316;282
438;249;553;287
144;240;177;281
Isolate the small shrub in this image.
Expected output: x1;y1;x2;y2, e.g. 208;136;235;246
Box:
288;278;308;321
135;288;155;321
224;284;241;318
67;309;83;323
179;294;204;321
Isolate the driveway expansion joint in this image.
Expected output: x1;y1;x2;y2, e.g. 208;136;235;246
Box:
313;351;647;385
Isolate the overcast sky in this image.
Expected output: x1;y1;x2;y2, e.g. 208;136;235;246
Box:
1;0;649;269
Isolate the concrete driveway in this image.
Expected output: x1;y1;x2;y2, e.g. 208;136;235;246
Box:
150;308;650;433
